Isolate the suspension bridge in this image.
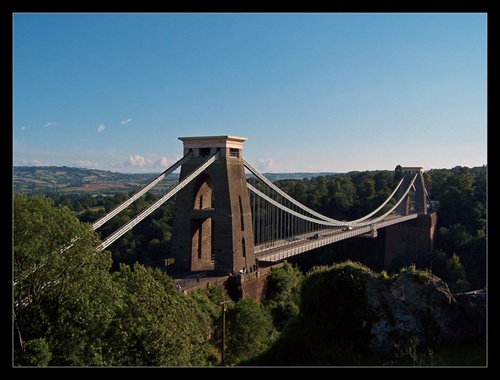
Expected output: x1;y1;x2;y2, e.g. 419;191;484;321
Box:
91;135;434;283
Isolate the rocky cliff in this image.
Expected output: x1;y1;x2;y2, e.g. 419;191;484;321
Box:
362;269;486;353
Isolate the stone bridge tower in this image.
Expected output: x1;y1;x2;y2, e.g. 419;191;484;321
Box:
387;166;436;270
395;167;428;215
170;136;256;276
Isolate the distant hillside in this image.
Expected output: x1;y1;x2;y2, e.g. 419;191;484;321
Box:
12;166;179;196
13;166;338;196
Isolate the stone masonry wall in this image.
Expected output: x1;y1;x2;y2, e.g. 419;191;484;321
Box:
384;213;437;270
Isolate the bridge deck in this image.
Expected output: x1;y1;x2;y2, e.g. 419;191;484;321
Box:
256;213;418;262
162;213;419;292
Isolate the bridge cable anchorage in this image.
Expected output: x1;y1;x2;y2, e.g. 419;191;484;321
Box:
96;151;220;251
92;151;194;230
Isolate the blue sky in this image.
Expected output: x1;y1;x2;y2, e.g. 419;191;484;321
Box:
13;12;487;174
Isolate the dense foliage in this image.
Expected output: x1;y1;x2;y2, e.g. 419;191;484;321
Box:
425;166;486;292
13;195;218;366
241;262;374;366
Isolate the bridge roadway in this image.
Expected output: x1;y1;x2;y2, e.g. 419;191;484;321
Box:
255;213;418;262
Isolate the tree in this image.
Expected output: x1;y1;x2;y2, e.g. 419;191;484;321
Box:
431;250;471;293
444;253;470;293
262;262;303;331
361;178;376;200
14;194;217;366
457;235;486;290
431;168;476;230
104;264;214;366
394;165;404;183
329;176;356;218
225;297;275;366
437;224;472;255
13;194;116;366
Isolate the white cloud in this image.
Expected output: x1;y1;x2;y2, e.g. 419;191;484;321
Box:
125;155;154;167
256;158;276;172
98;123;105;133
73;160;99;169
43;122;56;128
18;159;44;166
21;126;27;131
121;118;132;125
155;157;170;167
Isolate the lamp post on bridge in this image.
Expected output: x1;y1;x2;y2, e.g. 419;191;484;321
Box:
220;300;228;365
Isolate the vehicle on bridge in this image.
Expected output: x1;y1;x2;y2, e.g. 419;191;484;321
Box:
309;233;322;239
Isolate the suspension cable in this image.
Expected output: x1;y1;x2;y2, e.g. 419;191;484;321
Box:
92;151;193;230
97;151;219;251
244;158;407;226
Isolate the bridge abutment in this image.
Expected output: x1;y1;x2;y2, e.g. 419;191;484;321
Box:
384;212;437;270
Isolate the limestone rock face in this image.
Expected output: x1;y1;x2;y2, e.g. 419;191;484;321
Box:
362;270;486;353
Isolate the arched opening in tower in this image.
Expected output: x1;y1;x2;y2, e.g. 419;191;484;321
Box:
190;173;214;271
